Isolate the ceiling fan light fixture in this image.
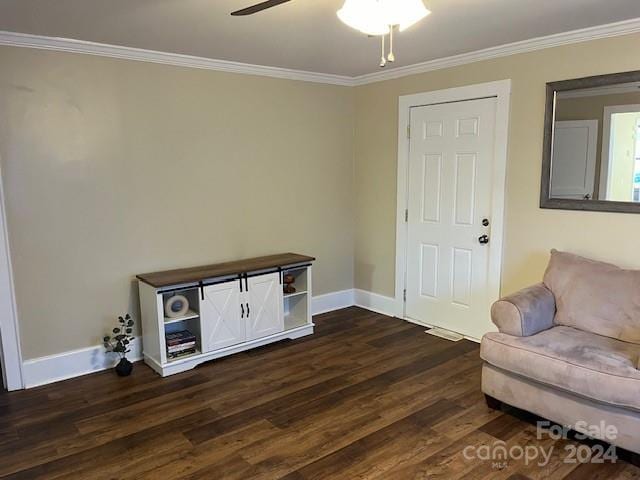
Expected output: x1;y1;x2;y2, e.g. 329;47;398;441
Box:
337;0;389;36
391;0;431;31
337;0;430;35
337;0;431;67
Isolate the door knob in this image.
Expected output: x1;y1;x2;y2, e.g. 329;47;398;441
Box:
482;218;490;227
478;235;489;245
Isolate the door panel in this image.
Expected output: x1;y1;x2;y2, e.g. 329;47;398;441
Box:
405;97;497;339
200;280;245;352
551;120;597;199
454;153;476;225
420;243;438;298
422;154;442;222
452;247;472;307
247;272;283;340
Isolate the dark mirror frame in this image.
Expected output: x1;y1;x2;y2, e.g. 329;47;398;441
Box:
541;70;640;214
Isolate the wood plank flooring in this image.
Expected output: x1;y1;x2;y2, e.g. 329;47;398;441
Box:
1;307;638;479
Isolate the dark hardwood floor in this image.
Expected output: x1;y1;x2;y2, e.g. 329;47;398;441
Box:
1;307;638;479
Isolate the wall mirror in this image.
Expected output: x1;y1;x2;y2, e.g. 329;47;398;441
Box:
541;70;640;213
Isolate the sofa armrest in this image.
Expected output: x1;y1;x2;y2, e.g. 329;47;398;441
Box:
491;283;555;337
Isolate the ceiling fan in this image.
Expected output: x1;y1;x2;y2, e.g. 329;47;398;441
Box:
230;0;431;67
230;0;290;16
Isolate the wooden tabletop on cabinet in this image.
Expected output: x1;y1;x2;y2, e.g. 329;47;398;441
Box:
136;252;315;288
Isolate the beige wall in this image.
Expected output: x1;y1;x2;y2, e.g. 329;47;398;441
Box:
0;47;355;359
4;32;640;360
354;33;640;298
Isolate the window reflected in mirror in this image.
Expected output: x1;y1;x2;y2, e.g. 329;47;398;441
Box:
552;84;640;203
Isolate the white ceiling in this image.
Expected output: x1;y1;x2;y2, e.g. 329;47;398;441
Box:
0;0;638;77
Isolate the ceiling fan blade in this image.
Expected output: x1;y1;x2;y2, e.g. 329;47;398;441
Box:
231;0;292;16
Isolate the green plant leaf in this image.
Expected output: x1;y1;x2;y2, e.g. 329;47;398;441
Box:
127;320;134;327
113;327;120;334
125;328;132;334
125;314;131;320
103;336;110;342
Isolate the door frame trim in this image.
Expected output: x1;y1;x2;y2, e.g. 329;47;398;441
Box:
394;80;512;329
0;158;24;390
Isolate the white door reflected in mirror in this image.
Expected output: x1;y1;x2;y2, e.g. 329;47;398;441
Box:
551;85;640;203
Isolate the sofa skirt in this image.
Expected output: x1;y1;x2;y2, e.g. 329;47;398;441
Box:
482;363;640;455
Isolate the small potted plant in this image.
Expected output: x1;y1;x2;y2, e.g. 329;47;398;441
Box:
103;314;135;376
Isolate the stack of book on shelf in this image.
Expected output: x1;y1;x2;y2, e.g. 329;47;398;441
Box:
166;330;197;359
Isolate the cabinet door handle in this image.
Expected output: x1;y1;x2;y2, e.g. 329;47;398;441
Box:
241;303;245;318
244;274;249;291
246;302;250;318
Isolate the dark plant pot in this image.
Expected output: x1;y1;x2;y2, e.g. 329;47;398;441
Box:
115;358;133;377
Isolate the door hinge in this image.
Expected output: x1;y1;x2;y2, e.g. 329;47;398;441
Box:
404;209;408;222
407;125;411;139
403;289;407;302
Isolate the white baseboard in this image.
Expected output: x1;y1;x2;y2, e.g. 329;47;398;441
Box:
21;288;393;388
311;288;396;317
353;289;396;317
22;338;143;388
311;289;354;315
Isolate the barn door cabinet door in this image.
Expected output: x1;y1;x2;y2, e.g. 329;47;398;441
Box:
246;272;284;340
200;279;246;352
200;272;284;351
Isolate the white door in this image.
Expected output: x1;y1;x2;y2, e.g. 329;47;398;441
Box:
551;120;597;199
200;279;246;352
246;272;283;340
405;97;497;339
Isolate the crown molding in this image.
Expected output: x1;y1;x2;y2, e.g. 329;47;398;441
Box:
0;30;354;87
352;17;640;85
1;17;640;87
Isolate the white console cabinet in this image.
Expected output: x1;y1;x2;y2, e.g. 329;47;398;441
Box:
137;253;314;377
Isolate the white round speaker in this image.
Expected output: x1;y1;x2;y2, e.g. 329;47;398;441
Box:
164;294;189;318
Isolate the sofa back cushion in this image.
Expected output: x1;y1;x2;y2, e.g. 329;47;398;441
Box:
543;249;640;344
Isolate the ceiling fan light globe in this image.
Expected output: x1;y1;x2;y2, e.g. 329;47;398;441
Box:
337;0;430;66
337;0;389;36
386;0;431;31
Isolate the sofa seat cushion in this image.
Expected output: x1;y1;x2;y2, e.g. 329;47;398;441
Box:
481;326;640;410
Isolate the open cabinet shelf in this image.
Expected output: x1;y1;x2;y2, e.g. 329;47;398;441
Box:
283;268;310;331
283;290;307;299
166;349;202;363
164;309;199;324
160;287;202;363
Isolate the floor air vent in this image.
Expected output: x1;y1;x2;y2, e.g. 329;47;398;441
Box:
425;327;464;342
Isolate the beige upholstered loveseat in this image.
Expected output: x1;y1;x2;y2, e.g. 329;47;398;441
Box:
481;250;640;456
